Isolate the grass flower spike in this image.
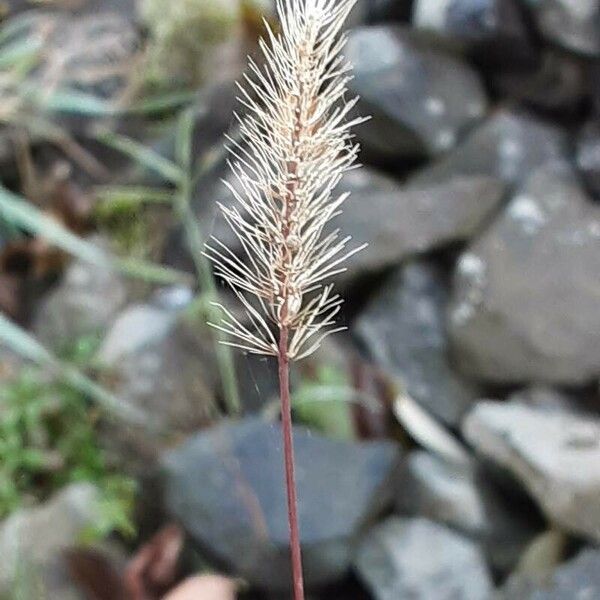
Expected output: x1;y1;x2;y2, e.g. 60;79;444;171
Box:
205;0;367;361
204;0;366;597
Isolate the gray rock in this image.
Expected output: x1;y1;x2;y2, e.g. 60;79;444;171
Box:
346;26;488;162
523;0;600;57
398;451;488;533
448;162;600;384
413;0;529;46
355;517;493;600
463;400;600;542
398;450;536;570
507;386;586;415
97;303;178;365
410;109;568;188
577;120;600;199
97;306;219;462
498;548;600;599
336;170;505;279
354;260;480;426
162;418;399;590
494;49;589;114
0;483;100;597
367;0;413;22
33;237;127;348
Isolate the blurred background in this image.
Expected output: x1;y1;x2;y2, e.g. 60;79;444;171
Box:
0;0;599;598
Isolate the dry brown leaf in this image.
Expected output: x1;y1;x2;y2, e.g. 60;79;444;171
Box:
124;524;184;600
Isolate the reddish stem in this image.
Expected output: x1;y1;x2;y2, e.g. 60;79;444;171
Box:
278;325;305;600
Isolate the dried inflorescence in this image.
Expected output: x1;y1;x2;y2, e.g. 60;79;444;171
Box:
205;0;367;360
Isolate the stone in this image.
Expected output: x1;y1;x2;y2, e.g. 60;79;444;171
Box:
346;26;488;163
448;162;600;384
397;450;537;570
494;49;589;115
33;237;127;348
577;120;600;199
0;483;100;597
523;0;600;57
162;418;399;590
335;170;505;280
97;306;219;467
498;548;600;599
413;0;530;49
463;400;600;542
410;109;568;188
97;303;178;365
366;0;413;22
507;385;587;415
354;260;480;426
355;517;493;600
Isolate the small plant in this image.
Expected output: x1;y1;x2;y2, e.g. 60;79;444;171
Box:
204;0;367;596
0;335;135;538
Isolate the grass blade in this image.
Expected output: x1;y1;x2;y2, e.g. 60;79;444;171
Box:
0;313;154;429
94;186;174;207
95;130;183;185
0;185;189;284
175;108;241;415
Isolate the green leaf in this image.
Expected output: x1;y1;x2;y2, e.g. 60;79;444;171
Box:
292;365;356;440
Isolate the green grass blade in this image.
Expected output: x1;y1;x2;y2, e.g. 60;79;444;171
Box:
36;87;113;116
0;185;188;284
175;108;241;415
94;186;174;207
0;36;41;68
0;313;153;428
0;185;110;265
95;130;183;185
125;90;195;115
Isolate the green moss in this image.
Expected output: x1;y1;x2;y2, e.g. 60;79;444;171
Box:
0;334;135;539
94;191;156;260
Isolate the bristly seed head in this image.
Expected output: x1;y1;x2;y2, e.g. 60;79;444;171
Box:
204;0;368;361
